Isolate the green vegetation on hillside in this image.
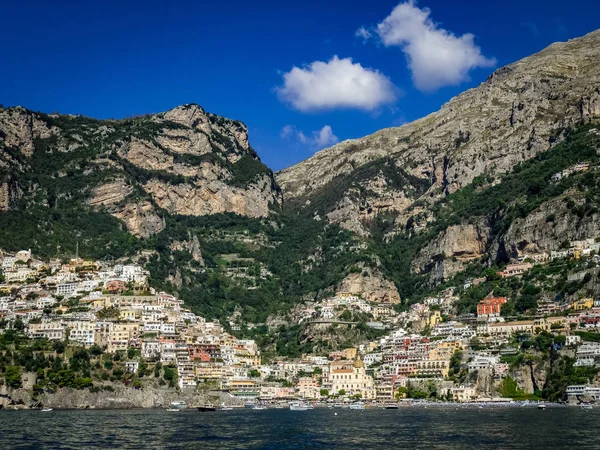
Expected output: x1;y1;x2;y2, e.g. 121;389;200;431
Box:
147;212;372;323
288;157;431;218
376;123;600;302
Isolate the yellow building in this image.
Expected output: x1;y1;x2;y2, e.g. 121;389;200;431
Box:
428;310;442;327
92;297;111;309
196;363;224;380
120;309;138;321
341;347;358;360
429;341;463;360
330;358;376;399
572;298;594;311
414;359;449;377
107;323;140;353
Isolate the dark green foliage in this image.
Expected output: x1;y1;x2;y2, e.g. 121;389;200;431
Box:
163;365;177;381
3;365;22;388
543;356;600;401
230;155;272;187
291;157;431;218
376;124;600;304
0;208;139;259
449;350;463;376
574;331;600;343
498;376;537;400
147;211;371;323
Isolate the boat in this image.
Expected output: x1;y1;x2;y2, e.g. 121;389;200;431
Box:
581;403;593;410
197;404;217;412
289;401;313;411
169;401;187;410
349;402;365;410
384;404;399;410
244;402;256;409
41;407;53;412
166;408;181;412
537;404;547;410
220;403;233;411
252;404;267;410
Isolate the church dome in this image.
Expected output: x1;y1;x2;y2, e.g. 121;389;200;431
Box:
353;358;364;369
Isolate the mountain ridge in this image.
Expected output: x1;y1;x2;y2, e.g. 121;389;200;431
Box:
1;30;600;330
276;28;600;236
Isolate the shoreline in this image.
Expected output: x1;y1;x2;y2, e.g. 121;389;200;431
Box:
0;402;583;411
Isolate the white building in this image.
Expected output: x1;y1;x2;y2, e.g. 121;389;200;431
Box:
56;283;77;297
68;321;96;346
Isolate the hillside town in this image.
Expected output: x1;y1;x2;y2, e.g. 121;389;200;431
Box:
2;236;600;406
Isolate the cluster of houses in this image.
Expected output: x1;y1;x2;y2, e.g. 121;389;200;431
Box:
550;162;593;183
0;249;260;391
3;243;600;403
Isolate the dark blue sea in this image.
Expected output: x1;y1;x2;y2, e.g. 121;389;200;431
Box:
0;407;596;449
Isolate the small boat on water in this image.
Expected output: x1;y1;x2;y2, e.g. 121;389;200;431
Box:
384;404;399;410
244;402;256;409
252;404;267;410
349;402;365;410
581;403;593;410
166;408;181;412
537;404;547;410
168;401;187;411
41;407;53;412
289;401;313;411
197;404;217;412
220;403;233;411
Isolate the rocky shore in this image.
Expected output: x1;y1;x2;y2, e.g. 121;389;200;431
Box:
0;385;226;410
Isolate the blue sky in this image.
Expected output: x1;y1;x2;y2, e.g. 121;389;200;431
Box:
1;0;599;171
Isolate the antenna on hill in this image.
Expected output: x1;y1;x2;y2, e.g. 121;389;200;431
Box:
76;241;79;261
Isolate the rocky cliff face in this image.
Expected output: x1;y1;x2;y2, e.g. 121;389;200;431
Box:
499;194;600;259
337;266;401;304
0;103;282;238
277;30;600;236
0;384;225;410
412;223;490;281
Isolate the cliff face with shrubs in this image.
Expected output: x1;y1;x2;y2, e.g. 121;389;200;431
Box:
0;103;282;241
277;30;600;237
2;31;600;328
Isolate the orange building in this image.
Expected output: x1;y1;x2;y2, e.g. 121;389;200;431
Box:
477;297;508;316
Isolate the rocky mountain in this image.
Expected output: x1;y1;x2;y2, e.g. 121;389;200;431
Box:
2;30;600;336
0;103;282;241
277;29;600;237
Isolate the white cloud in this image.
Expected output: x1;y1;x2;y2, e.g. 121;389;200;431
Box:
313;125;339;148
281;124;339;149
355;26;372;42
276;56;398;112
280;125;295;139
376;1;496;91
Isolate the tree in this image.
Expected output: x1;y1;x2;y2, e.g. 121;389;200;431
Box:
12;318;25;332
340;310;352;321
338;389;346;396
484;268;501;282
138;361;148;377
53;340;66;354
449;350;463;376
248;369;261;378
320;388;329;397
396;386;408;400
4;366;22;388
